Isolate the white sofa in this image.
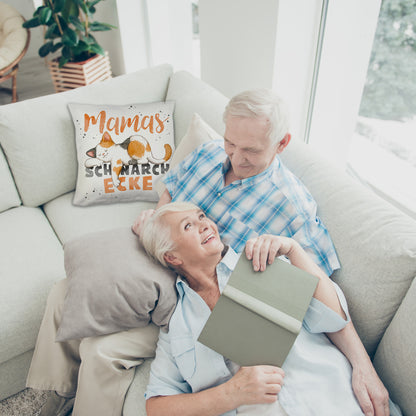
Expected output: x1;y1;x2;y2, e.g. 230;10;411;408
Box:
0;64;415;416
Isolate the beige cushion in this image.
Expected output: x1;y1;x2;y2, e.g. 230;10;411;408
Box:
56;228;177;341
0;64;173;207
373;277;416;416
43;191;155;244
124;359;153;416
155;113;222;195
280;141;416;357
0;145;20;212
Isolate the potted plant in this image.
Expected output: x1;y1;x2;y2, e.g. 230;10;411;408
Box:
23;0;116;92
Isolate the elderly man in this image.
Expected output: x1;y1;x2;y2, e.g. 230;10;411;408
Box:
28;90;388;416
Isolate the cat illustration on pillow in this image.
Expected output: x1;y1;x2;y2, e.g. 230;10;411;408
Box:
85;131;172;187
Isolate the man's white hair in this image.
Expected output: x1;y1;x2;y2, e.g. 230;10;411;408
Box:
140;201;200;267
223;89;290;145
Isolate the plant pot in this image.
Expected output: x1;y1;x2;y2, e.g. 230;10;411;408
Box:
47;52;112;93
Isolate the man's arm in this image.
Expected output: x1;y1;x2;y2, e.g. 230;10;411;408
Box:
327;323;390;416
245;235;390;416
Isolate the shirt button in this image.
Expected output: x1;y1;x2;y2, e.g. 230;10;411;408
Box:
217;192;222;197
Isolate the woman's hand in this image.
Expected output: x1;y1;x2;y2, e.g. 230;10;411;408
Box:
245;235;297;271
225;365;284;407
132;209;156;236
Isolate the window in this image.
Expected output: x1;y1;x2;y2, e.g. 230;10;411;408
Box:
347;0;416;218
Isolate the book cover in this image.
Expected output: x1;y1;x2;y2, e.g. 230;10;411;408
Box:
198;255;319;367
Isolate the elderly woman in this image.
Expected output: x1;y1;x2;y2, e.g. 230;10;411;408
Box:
140;202;399;416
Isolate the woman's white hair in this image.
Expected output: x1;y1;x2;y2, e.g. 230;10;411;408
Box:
223;89;290;145
140;201;200;267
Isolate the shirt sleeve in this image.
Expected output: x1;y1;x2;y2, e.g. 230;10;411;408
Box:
145;330;191;400
162;143;206;199
290;216;340;277
303;282;351;334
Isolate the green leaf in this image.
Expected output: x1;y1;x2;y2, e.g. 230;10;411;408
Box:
22;17;41;28
61;45;72;59
74;0;88;14
44;23;59;39
69;16;85;32
89;22;115;31
88;0;102;8
62;0;80;21
51;42;63;53
59;55;69;68
39;7;53;24
62;28;79;46
89;43;105;56
53;0;65;13
38;41;54;57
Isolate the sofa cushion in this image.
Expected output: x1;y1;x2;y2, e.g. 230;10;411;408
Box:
0;64;173;207
56;228;177;341
280;141;416;356
123;358;153;416
166;71;228;145
0;206;65;364
373;277;416;416
0;145;20;212
68;101;175;206
155;113;222;195
43;191;155;244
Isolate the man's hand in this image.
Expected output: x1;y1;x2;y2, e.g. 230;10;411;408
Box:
352;364;390;416
245;235;296;272
225;365;284;407
131;209;156;236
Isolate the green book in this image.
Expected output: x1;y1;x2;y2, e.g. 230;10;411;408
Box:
198;255;319;367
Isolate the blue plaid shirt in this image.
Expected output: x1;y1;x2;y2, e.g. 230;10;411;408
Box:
163;140;340;275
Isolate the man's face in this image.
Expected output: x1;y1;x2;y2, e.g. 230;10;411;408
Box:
224;116;279;179
163;209;224;267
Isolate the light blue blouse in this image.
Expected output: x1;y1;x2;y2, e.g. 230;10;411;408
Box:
145;248;399;415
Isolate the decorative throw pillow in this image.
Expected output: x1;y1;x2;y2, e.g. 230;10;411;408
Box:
68;102;175;206
56;227;178;342
155;112;223;195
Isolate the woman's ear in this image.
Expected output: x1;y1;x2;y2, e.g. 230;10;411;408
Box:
164;252;183;266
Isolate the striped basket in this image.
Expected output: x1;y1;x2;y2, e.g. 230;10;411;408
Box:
47;51;112;93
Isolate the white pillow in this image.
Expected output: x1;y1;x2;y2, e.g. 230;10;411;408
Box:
69;102;175;206
155;113;223;195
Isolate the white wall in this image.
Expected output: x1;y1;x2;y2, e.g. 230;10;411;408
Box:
199;0;280;98
198;0;323;144
146;0;194;72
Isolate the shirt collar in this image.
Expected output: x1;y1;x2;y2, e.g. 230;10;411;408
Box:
175;246;239;295
221;156;279;187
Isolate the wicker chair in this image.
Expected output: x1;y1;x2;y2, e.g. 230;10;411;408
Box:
0;2;30;103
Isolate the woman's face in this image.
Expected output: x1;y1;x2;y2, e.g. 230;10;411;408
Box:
163;209;224;266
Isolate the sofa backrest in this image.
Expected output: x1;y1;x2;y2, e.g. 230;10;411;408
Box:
166;70;229;144
0;64;173;207
281;141;416;355
0;144;21;212
281;141;416;414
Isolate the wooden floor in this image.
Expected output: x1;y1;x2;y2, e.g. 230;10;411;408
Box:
0;56;55;106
